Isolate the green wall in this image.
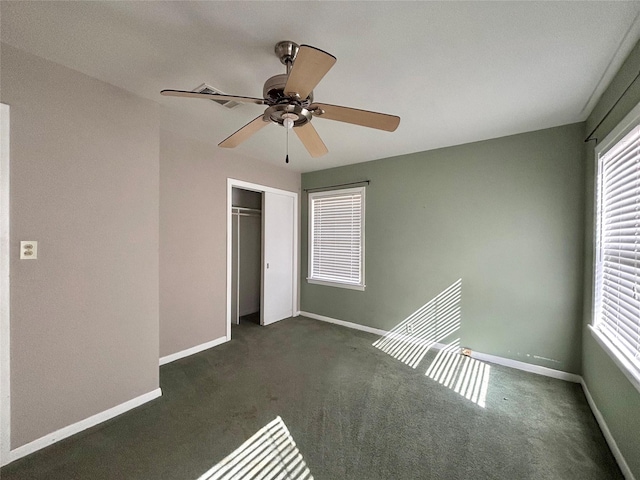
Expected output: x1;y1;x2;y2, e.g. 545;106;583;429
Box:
582;40;640;479
302;123;585;374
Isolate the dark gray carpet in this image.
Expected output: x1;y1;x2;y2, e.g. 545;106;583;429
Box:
1;316;622;479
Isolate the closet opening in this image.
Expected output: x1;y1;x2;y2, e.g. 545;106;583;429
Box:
231;187;263;327
226;178;298;339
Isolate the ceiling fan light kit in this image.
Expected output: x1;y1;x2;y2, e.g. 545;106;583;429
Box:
161;40;400;160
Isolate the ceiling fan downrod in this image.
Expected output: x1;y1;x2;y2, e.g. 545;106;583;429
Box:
274;40;300;75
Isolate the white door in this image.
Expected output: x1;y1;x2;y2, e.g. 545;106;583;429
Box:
262;191;295;325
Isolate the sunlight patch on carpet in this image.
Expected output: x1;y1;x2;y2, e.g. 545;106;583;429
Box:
197;416;313;480
425;339;491;408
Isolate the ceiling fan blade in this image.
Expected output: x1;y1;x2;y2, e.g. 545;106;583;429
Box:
310;103;400;132
161;89;265;105
284;45;336;100
219;115;270;148
294;122;328;158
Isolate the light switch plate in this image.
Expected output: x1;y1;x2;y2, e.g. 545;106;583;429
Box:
20;241;37;260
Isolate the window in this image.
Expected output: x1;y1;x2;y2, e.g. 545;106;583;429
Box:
308;187;365;290
593;109;640;393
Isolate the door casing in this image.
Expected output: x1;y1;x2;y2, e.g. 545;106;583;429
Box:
226;179;298;338
1;103;11;465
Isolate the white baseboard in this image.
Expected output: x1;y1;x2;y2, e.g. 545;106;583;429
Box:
4;388;162;467
470;351;582;383
581;379;635;480
299;311;388;337
300;311;580;382
159;335;229;366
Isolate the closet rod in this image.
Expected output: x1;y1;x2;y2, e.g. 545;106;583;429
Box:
232;206;262;214
303;180;370;193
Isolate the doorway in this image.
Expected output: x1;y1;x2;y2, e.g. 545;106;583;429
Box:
231;187;262;326
226;179;298;339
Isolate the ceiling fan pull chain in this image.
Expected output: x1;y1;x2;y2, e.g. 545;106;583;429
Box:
285;127;290;164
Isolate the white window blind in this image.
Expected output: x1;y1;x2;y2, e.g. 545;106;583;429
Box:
308;187;365;289
595;124;640;378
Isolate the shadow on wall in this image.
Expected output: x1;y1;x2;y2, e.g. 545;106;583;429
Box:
197;416;313;480
373;279;491;408
372;279;462;368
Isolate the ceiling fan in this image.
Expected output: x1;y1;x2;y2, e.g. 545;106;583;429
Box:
161;41;400;159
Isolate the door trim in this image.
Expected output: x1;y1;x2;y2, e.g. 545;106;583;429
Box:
1;103;11;465
226;179;298;339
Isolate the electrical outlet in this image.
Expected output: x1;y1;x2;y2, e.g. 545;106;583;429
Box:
407;324;413;334
20;241;37;260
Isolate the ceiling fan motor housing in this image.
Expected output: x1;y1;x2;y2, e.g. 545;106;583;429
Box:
263;74;314;104
263;40;317;129
263;73;314;128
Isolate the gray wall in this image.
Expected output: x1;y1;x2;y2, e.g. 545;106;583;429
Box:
582;39;640;479
159;130;299;357
302;123;585;374
1;44;160;448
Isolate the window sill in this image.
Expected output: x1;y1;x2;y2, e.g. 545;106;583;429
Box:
589;325;640;395
307;278;365;291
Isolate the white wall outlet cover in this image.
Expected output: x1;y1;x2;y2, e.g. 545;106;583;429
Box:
20;241;37;259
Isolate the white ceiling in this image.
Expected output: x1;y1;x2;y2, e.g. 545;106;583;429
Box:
2;1;640;173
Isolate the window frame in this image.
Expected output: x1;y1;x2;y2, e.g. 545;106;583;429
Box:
307;186;366;291
592;100;640;395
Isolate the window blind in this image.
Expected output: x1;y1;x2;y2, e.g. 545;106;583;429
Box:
308;187;364;287
596;124;640;371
